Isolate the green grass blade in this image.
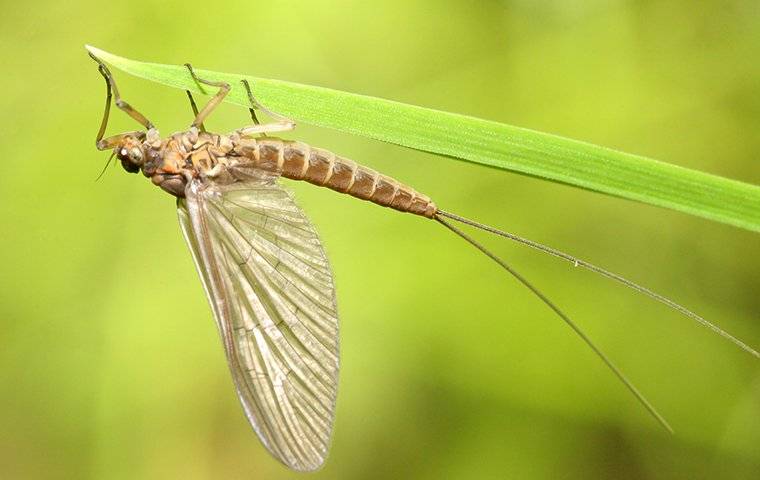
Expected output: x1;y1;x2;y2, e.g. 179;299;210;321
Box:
86;45;760;232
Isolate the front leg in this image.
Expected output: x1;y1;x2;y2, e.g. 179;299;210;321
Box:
97;131;146;151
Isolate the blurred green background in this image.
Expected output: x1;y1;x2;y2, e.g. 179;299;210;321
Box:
1;1;758;479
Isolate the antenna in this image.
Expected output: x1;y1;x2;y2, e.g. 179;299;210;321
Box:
95;151;116;181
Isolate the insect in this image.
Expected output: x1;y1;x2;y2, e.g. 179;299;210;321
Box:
89;52;757;471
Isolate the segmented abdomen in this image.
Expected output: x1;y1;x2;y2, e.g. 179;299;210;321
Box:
235;138;437;218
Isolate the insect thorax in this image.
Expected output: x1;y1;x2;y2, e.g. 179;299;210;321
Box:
140;128;263;198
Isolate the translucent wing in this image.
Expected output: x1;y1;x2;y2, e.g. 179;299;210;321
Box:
177;173;339;472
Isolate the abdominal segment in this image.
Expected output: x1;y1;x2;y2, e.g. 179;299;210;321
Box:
236;137;438;218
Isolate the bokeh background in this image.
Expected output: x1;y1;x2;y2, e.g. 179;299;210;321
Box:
1;1;758;479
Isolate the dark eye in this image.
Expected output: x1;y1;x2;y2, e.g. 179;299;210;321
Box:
120;158;141;173
115;147;140;173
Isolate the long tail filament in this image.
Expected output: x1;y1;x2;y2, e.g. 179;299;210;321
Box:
434;209;759;432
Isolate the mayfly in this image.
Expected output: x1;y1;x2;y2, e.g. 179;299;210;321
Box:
89;52;757;472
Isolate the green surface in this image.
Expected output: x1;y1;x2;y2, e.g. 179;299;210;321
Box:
88;45;760;232
1;2;759;479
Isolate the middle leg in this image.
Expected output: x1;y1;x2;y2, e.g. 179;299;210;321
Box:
184;63;230;128
185;90;206;133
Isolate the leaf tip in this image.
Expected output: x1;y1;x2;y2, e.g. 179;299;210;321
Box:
84;45;116;64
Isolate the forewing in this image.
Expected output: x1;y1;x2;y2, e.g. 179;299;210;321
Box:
177;175;339;472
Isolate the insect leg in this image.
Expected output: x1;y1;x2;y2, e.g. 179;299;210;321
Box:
96;131;147;150
243;84;261;126
184;63;230;128
240;79;293;123
89;52;154;135
92;62;112;145
185;90;207;133
235;79;296;137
